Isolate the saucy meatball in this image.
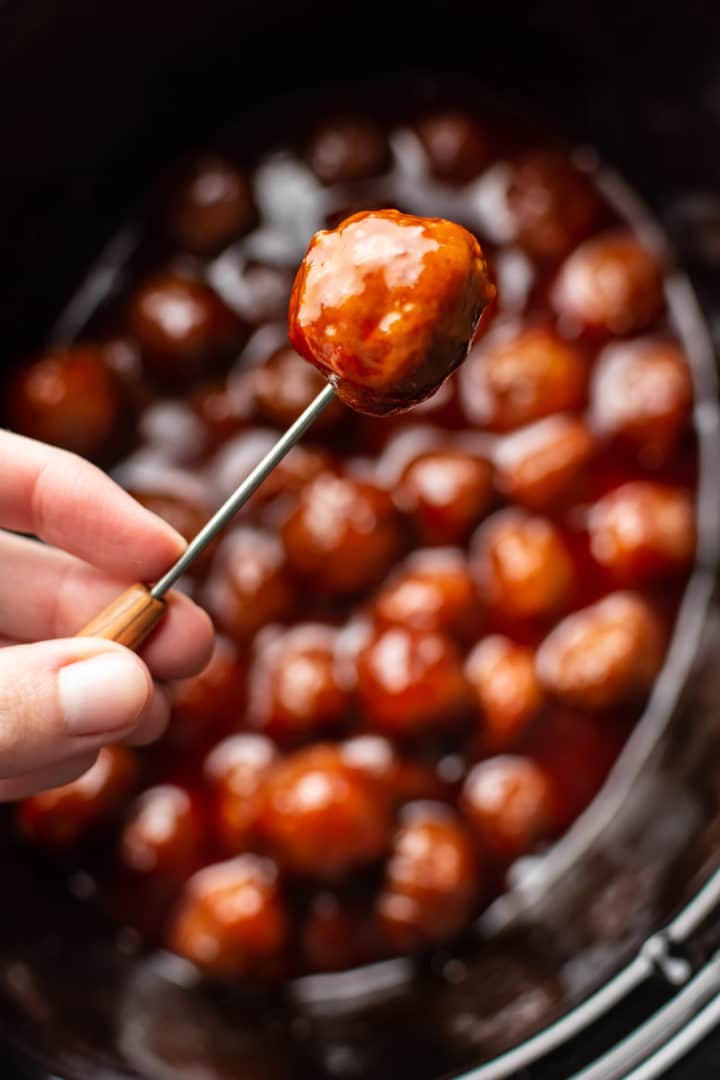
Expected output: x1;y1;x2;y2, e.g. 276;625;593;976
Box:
590;338;693;464
119;784;204;880
552;230;665;336
282;473;405;595
493;414;594;511
129;272;245;380
459;325;588;432
163;155;256;255
169;635;246;752
251;344;345;431
461;755;555;861
305;117;390;184
169;855;288;979
472;508;574;621
378;802;479;951
17;747;138;851
204;734;278;854
7;345;124;460
355;625;469;737
248;624;350;740
373;547;481;640
465;635;544;752
257;744;390;878
505;150;602;261
394;448;494;545
536;591;664;709
202;527;296;642
588;483;695;584
288;210;495;414
416;112;493;183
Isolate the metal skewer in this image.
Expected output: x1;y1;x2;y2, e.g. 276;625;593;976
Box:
75;383;337;649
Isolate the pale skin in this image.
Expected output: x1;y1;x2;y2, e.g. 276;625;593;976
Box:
0;429;215;800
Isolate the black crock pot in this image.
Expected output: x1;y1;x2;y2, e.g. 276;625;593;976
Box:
3;3;720;1077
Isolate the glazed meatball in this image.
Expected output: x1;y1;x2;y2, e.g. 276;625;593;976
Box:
129;272;245;379
257;744;390;878
204;734;278;853
169;855;288;979
248;624;350;740
301;892;381;972
169;635;246;752
394;448;494;545
251;345;345;431
536;591;664;709
493;414;594;511
552;230;665;336
305;117;390;184
163;155;256;255
202;527;296;642
459;325;588;432
465;636;544;752
355;625;469;737
17;747;138;851
588;483;695;584
377;802;480;951
461;755;555;861
190;377;251;448
590;338;693;464
282;473;405;595
472;508;574;621
7;345;124;460
289;210;495;414
505;150;602;260
373;547;481;640
119;784;204;880
416;112;493;183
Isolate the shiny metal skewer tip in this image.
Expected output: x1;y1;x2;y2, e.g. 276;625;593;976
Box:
150;382;337;600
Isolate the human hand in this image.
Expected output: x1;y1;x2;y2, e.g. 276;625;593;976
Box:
0;430;214;799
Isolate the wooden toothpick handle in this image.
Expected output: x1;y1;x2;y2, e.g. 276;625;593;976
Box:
75;584;166;650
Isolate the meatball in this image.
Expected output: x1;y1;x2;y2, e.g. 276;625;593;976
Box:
257;744;390;878
536;591;664;709
202;527;296;643
373;547;481;640
355;625;469;737
461;755;555;862
129;272;245;379
169;635;246;752
493;415;594;511
305;118;390;184
394;448;494;545
590;338;693;465
17;747;138;851
282;473;405;595
465;636;544;752
459;325;588;432
472;508;574;621
588;483;695;584
505;150;602;260
119;784;204;880
377;802;480;951
248;624;350;740
7;345;124;460
169;855;288;979
551;230;665;336
204;734;278;853
416;112;493;183
251;344;345;431
289;210;495;415
163;155;256;255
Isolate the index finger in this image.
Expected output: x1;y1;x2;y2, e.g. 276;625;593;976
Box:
0;429;186;580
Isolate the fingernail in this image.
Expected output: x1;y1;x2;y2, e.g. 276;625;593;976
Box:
59;652;151;737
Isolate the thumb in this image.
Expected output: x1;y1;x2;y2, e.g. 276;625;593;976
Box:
0;638;153;778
